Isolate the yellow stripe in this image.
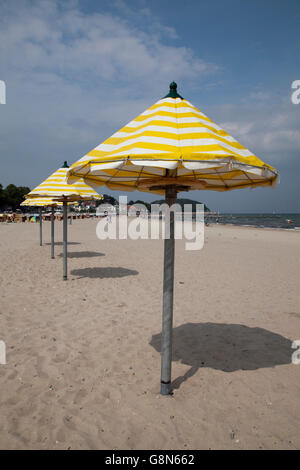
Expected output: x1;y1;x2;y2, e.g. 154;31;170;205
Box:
147;99;204;113
132;110;212;122
85;152;270;169
88;142;250;158
104;131;246;149
113;120;231;137
87;143;180;157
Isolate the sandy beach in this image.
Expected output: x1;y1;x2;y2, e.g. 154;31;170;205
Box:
0;219;299;450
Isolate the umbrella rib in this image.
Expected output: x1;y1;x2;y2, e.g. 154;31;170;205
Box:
243;170;254;184
214;168;228;189
106;166;125;184
137;165;144;186
97;165;161;182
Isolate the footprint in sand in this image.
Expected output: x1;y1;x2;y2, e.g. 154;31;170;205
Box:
7;370;18;380
35;355;48;379
15;400;37;417
56;427;66;443
73;388;88;405
53;351;70;363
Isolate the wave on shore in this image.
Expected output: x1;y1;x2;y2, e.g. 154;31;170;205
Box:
205;213;300;230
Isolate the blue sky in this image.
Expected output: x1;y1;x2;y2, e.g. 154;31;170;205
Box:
0;0;299;212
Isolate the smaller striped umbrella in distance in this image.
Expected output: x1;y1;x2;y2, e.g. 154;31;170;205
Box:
67;83;279;395
21;198;78;206
21;198;78;258
26;163;103;202
26;162;102;279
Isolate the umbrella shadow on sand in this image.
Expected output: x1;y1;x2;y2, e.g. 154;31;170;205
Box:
149;322;293;391
45;241;81;246
71;267;139;279
58;251;105;258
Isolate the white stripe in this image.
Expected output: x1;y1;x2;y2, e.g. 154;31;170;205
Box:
183;161;228;170
141;106;206;117
131;160;178;169
95;137;253;157
124;115;222;129
91;161;125;172
156;98;184;105
100;148;170;156
118;115;179;128
189;149;247;157
113;126;238;143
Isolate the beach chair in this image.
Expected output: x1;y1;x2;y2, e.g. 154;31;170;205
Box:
14;214;23;223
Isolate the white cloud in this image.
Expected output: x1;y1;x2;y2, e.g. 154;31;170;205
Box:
0;0;221;187
0;0;299;197
0;0;218;89
210;100;300;166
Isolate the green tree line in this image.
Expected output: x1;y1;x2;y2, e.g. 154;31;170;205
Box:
0;184;31;210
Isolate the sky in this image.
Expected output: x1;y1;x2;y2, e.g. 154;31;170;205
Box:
0;0;299;212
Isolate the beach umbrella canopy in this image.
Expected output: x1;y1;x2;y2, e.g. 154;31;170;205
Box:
67;82;277;193
26;163;102;202
26;162;102;277
67;82;279;395
21;198;78;206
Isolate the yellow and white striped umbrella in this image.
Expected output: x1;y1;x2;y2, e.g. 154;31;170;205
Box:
27;163;103;202
21;198;78;207
66;83;279;395
25;163;101;281
67;82;278;194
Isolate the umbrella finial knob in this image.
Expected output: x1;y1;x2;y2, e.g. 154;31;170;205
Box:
164;82;183;99
62;161;69;168
170;81;177;91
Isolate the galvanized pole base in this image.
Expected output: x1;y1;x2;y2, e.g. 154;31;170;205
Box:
51;206;55;259
63;201;68;280
160;186;177;395
39;207;43;246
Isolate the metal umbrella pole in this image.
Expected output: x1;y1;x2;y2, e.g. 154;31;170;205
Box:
51;206;55;259
160;185;177;395
63;200;68;280
39;207;43;246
